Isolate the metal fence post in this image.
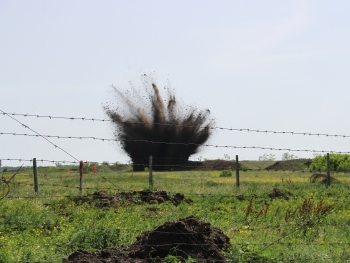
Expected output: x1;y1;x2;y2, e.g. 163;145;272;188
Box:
79;161;84;195
33;158;39;194
326;153;331;188
236;155;240;188
149;156;153;188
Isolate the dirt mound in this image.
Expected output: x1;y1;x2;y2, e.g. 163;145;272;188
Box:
310;173;337;184
128;216;230;261
63;216;231;263
265;159;312;171
70;190;192;208
153;160;241;171
268;188;293;200
199;159;240;171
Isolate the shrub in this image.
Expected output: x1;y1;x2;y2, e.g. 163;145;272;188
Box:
310;154;350;172
242;165;249;172
220;170;232;177
70;226;120;250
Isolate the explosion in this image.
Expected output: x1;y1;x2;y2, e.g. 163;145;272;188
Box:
104;82;214;171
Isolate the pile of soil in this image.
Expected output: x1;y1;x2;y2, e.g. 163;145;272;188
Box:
268;188;293;200
310;173;337;184
70;190;192;208
196;160;241;171
142;160;241;171
63;216;231;263
265;159;312;171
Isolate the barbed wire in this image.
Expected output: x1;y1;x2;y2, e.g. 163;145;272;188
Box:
8;181;80;190
4;184;350;201
0;164;25;200
0;110;123;191
0;110;79;162
2;111;350;139
0;243;346;263
2;222;350;233
8;240;350;248
2;183;349;262
2;131;350;154
0;158;79;164
4;157;350;174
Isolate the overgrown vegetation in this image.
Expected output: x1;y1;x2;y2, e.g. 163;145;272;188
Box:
0;164;349;262
219;170;232;177
310;153;350;172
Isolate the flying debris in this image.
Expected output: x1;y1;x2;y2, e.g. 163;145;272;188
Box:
104;82;214;171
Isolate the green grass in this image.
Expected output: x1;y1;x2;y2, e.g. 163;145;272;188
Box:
0;166;350;262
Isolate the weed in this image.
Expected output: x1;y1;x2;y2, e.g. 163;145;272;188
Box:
244;196;269;221
284;198;333;240
70;226;120;250
241;165;249;172
219;170;232;177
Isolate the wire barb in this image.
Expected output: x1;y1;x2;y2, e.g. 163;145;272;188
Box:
1;111;350;138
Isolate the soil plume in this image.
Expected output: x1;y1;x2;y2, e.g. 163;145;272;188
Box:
104;82;214;171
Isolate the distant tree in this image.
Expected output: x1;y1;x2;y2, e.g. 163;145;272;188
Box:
281;152;298;161
258;153;276;161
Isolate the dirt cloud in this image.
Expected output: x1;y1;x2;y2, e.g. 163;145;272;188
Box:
104;82;214;171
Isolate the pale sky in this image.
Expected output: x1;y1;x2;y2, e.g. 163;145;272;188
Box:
1;1;350;167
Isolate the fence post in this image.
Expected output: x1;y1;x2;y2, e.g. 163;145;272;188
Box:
235;155;240;188
33;158;39;195
149;156;153;188
0;159;2;179
326;153;331;188
79;161;84;195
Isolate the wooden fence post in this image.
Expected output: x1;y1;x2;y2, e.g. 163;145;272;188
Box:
79;161;84;195
326;153;331;188
236;155;240;188
149;156;153;188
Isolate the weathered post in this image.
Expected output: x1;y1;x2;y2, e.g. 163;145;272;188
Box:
149;156;153;188
236;155;240;188
33;158;39;194
0;159;2;179
79;161;84;195
326;153;331;188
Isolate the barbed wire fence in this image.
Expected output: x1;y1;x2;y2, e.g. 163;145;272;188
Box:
2;110;350;262
3;111;350;138
1;110;350;198
1;156;348;201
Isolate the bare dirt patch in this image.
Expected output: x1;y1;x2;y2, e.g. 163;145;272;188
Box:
63;215;231;263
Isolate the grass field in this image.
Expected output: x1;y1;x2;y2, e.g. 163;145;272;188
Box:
0;164;350;262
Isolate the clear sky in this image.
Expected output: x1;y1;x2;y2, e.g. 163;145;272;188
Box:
1;1;350;167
